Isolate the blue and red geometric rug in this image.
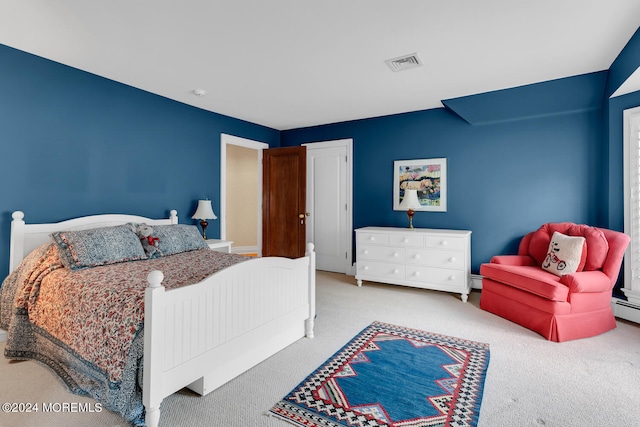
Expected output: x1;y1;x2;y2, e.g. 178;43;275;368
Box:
269;321;490;427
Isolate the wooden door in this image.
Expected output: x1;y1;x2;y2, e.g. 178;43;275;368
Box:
262;146;306;258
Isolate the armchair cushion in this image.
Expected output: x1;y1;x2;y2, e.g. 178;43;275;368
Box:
480;263;568;301
559;270;612;294
489;255;537;266
528;223;608;271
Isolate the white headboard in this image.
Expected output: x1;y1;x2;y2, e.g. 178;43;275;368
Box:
9;210;179;273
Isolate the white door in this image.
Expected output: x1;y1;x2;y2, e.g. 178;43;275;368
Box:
304;139;353;274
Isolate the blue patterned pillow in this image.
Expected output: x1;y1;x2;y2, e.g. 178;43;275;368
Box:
51;224;147;270
145;224;209;258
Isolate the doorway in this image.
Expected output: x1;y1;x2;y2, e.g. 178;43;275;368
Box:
221;135;353;271
220;133;268;255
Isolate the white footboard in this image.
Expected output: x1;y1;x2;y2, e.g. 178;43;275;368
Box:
143;244;316;427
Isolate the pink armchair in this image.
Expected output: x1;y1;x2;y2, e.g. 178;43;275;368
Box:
479;223;630;342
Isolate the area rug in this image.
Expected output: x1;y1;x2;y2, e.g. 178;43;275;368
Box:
269;321;490;427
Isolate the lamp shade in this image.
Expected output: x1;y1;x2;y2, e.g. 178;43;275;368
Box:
398;189;422;210
192;199;217;220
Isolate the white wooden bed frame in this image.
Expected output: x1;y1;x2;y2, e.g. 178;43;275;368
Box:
8;210;316;427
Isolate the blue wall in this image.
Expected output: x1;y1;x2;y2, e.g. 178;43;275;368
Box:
1;24;639;278
0;44;280;275
282;82;605;273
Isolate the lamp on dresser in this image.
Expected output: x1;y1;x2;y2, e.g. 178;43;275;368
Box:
192;199;217;239
398;189;422;229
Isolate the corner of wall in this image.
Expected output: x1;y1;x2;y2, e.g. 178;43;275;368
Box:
442;72;607;126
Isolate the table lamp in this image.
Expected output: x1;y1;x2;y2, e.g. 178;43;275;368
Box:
398;189;421;229
192;199;217;239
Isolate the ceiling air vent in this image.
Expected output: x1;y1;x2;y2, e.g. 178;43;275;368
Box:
385;53;422;72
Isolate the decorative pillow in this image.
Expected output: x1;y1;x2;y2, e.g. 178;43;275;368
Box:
140;224;208;258
541;231;586;276
51;224;147;270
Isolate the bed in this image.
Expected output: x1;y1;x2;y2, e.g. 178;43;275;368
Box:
0;210;316;427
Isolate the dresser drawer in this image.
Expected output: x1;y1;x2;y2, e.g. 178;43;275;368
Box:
357;262;405;280
406;248;465;269
388;233;423;247
357;232;390;245
358;245;405;262
424;236;466;251
405;266;466;288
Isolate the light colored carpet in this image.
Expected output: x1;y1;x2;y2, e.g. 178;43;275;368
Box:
1;271;639;427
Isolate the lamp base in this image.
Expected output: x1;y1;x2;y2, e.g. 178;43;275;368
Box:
199;220;209;239
407;209;415;229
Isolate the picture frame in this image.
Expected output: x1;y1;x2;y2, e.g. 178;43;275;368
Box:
393;158;447;212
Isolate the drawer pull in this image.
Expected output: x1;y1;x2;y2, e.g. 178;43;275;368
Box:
393;252;400;258
449;257;456;262
393;269;399;274
363;250;369;255
441;240;448;246
403;238;409;243
369;236;376;241
448;275;456;280
414;254;421;259
413;271;421;277
363;265;369;271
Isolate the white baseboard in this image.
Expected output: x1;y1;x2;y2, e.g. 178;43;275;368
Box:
471;274;483;290
612;298;640;324
231;245;258;255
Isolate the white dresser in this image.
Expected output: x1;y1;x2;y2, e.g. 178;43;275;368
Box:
355;226;472;302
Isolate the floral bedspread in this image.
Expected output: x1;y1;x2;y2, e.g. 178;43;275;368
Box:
0;244;248;425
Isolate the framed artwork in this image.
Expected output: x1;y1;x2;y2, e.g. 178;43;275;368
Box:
393;158;447;212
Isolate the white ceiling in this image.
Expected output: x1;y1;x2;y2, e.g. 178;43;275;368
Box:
1;1;639;130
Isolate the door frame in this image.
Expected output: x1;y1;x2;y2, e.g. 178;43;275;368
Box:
220;133;268;255
303;138;353;275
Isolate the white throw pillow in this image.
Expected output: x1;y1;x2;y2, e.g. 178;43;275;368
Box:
541;231;586;276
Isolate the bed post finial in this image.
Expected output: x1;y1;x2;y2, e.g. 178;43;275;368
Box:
169;210;178;224
147;270;164;288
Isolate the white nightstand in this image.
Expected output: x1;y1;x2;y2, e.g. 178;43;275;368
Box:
206;239;233;253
